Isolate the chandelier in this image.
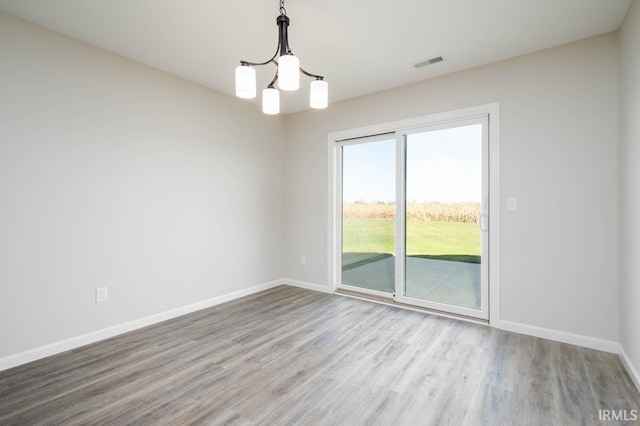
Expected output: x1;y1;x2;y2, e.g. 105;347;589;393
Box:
234;0;328;114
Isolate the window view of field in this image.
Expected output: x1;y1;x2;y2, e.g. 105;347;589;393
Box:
342;201;481;263
342;201;482;309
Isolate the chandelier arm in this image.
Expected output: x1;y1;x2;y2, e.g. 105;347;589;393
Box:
300;67;324;80
240;39;281;67
267;70;279;88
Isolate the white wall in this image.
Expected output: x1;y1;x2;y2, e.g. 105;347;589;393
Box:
0;13;284;359
284;33;619;343
619;0;640;386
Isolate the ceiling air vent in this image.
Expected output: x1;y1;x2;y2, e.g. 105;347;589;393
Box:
414;56;444;69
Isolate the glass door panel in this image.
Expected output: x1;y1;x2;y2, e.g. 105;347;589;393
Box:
398;120;488;318
340;138;396;296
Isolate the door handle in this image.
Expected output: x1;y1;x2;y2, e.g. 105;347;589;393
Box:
478;213;488;232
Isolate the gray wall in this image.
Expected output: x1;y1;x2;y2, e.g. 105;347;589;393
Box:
620;0;640;384
284;33;619;342
0;13;285;358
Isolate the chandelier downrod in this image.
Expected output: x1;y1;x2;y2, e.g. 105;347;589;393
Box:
277;15;290;57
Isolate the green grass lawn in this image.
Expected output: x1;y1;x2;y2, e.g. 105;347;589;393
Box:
343;219;480;265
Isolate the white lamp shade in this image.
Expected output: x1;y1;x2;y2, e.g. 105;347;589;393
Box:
310;79;328;109
262;88;280;114
278;55;300;91
235;65;256;99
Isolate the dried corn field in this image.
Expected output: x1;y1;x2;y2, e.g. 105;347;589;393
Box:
343;202;481;223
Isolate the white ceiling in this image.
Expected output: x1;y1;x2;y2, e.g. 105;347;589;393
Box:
0;0;632;114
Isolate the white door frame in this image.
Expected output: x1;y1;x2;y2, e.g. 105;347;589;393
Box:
327;103;500;326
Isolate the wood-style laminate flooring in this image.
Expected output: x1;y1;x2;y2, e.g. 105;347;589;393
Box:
1;285;639;425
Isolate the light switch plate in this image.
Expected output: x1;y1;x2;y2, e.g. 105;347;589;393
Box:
507;197;518;211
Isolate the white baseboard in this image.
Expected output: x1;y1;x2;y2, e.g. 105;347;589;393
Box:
0;279;283;372
499;320;619;353
281;278;332;294
619;344;640;393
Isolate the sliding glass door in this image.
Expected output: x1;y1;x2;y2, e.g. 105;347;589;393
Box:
336;116;490;320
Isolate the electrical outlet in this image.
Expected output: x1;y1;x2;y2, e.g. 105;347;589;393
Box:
96;287;108;303
300;255;306;265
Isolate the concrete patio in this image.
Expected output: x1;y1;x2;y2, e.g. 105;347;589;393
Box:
342;255;480;309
